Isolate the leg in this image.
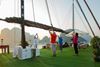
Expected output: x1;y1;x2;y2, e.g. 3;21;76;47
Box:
60;45;62;52
8;46;9;53
2;48;3;54
32;49;36;58
74;44;78;55
4;48;6;53
51;45;56;57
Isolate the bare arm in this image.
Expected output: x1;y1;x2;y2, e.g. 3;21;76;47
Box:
36;34;38;39
35;33;38;39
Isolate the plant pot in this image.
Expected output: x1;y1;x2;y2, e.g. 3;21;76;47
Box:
22;45;26;49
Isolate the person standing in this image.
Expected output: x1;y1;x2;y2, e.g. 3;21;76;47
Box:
58;36;63;53
49;29;57;57
72;33;79;55
32;33;38;57
33;33;38;49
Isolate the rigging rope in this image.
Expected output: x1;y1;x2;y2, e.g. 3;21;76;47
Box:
74;1;92;57
31;0;36;21
14;0;16;16
45;0;53;28
74;5;90;33
49;0;60;29
0;0;2;5
83;0;100;30
17;0;20;17
63;4;72;29
50;0;72;30
76;0;95;37
13;0;16;46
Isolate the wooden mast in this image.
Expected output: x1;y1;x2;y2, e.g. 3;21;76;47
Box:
20;0;27;48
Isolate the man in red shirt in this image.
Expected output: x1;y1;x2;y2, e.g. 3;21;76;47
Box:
49;29;57;57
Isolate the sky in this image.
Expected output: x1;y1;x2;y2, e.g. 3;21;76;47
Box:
0;0;100;39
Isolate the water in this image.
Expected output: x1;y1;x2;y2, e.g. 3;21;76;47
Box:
37;45;43;49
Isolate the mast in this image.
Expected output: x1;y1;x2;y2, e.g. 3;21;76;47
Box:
21;0;26;47
72;0;75;33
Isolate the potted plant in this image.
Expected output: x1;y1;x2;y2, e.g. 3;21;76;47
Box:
20;41;29;48
90;36;100;62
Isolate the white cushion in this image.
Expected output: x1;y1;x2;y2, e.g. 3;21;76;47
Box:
15;46;32;60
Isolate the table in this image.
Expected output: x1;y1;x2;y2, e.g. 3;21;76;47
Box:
0;45;9;54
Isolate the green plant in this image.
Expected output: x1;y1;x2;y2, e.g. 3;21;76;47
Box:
90;36;100;62
20;41;29;48
90;36;100;49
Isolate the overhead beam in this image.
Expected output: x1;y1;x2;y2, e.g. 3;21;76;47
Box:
0;17;70;34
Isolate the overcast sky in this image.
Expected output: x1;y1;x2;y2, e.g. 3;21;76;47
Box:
0;0;100;39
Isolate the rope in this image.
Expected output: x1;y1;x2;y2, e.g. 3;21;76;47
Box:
84;0;100;30
31;0;36;21
74;5;90;33
13;0;16;46
17;0;20;17
75;1;94;57
45;0;53;28
14;0;16;16
48;0;60;29
50;0;72;30
0;0;2;5
76;0;95;37
62;3;72;29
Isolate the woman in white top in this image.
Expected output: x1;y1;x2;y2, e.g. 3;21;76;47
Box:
33;33;38;49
